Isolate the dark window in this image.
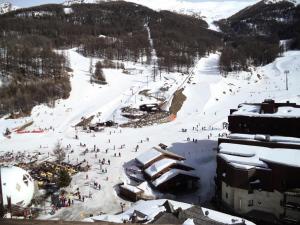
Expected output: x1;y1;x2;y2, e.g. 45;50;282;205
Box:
248;200;253;206
226;193;228;199
280;200;283;206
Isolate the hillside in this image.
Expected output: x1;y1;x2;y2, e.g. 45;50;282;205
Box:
216;0;300;73
0;2;18;14
0;1;222;117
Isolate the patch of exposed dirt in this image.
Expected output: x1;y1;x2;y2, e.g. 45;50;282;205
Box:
169;88;187;115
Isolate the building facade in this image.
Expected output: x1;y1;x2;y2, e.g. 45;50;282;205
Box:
216;100;300;224
228;100;300;138
216;142;300;224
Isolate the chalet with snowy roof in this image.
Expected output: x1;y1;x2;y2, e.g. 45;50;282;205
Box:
152;168;199;192
228;99;300;138
135;147;185;169
134;147;198;193
144;158;194;180
119;184;144;202
216;141;300;224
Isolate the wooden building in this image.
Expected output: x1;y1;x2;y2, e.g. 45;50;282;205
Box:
144;158;194;180
119;184;143;202
228;100;300;138
134;147;199;193
152;169;199;192
135;147;185;169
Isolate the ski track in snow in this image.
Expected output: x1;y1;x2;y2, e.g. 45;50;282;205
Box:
0;49;300;221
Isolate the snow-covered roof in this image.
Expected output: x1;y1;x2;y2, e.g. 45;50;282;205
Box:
228;133;300;145
219;143;300;169
86;199;255;225
183;218;195;225
136;148;162;166
144;158;179;177
152;169;198;187
232;104;300;118
120;184;143;194
201;207;255;225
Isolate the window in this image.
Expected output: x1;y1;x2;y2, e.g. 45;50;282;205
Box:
226;193;228;199
248;200;253;207
280;200;283;206
23;174;31;186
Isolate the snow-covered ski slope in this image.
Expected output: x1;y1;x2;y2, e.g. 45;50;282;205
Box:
0;49;300;220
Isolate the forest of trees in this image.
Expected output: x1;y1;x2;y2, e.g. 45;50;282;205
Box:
217;1;300;74
219;36;282;74
149;11;222;73
0;34;70;116
0;1;225;116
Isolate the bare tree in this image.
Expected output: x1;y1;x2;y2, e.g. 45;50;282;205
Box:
53;141;66;164
89;58;93;74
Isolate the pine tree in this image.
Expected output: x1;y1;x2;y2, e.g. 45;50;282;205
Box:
58;169;72;188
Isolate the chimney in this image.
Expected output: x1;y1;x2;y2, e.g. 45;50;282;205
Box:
260;99;276;114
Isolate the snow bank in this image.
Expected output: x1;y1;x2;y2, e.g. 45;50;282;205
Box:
219;143;300;168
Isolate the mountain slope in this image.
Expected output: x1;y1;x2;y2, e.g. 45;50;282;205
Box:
264;0;300;5
0;1;222;116
62;0;260;31
217;0;300;73
0;2;18;14
219;0;300;40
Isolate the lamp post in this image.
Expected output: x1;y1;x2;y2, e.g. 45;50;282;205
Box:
284;70;289;91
